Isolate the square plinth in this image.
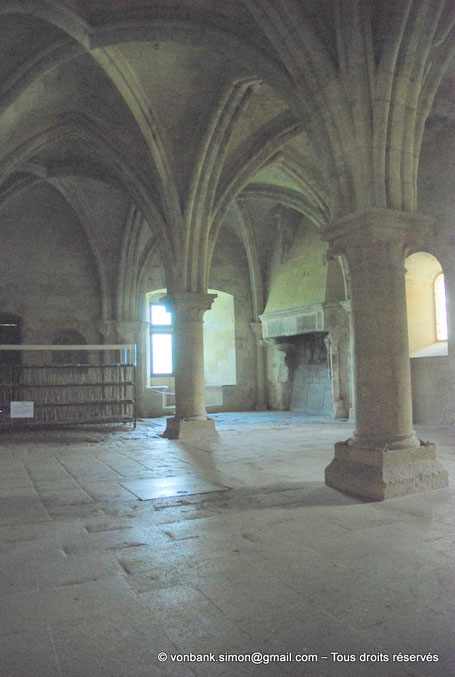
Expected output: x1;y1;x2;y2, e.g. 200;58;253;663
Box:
325;440;449;501
162;416;220;441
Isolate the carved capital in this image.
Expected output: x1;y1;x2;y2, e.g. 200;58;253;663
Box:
97;320;148;344
323;302;350;335
160;293;217;320
117;321;149;343
339;300;352;314
97;320;118;343
250;321;264;343
323;209;434;261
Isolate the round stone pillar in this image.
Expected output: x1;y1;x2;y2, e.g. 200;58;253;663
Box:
350;240;414;445
250;321;268;411
324;209;448;500
160;292;219;440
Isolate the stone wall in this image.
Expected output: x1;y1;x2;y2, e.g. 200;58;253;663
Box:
0;183;101;345
416;119;455;425
265;333;334;416
264;220;329;315
411;356;453;425
204;291;236;386
290;334;333;415
209;229;257;412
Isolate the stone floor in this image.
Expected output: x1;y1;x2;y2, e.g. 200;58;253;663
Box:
0;412;454;676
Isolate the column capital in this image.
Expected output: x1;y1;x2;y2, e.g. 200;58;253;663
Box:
323;208;434;257
323;302;350;335
97;320;118;343
97;320;148;343
160;292;218;438
249;321;264;343
117;321;149;343
160;293;217;320
339;300;351;314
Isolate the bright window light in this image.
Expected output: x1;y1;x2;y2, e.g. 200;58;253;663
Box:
150;304;172;325
151;333;173;374
434;273;448;341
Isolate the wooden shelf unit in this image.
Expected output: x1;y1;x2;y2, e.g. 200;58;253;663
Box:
0;345;136;429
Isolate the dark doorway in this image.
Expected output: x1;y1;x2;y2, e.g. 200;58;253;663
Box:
0;314;22;423
0;313;22;368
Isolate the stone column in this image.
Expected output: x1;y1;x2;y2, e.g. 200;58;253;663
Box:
324;333;348;419
441;257;455;425
160;292;219;440
264;338;296;410
250;321;267;410
339;300;355;421
324;209;448;500
323;303;350;419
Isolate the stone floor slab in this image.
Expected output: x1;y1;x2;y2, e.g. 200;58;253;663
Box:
120;475;230;500
0;413;453;676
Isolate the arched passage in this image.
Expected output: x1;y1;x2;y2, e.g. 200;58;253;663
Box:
405;252;448;357
405;252;451;424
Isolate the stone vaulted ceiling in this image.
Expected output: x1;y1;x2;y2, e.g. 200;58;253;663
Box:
0;0;454;293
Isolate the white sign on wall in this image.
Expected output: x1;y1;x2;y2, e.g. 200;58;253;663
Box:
10;401;34;418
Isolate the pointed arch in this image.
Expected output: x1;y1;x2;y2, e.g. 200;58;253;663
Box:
0;0;89;45
233;201;264;321
91;46;183;246
49;176;112;321
0;113;173;263
183;77;259;292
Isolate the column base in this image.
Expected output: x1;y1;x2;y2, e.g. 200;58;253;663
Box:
333;399;349;419
325;439;448;501
162;416;220;441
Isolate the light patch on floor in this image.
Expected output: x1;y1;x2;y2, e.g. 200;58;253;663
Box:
120;475;229;500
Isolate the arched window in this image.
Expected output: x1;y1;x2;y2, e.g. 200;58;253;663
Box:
146;289;236;384
149;302;173;375
405;252;448;356
434;273;448;341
